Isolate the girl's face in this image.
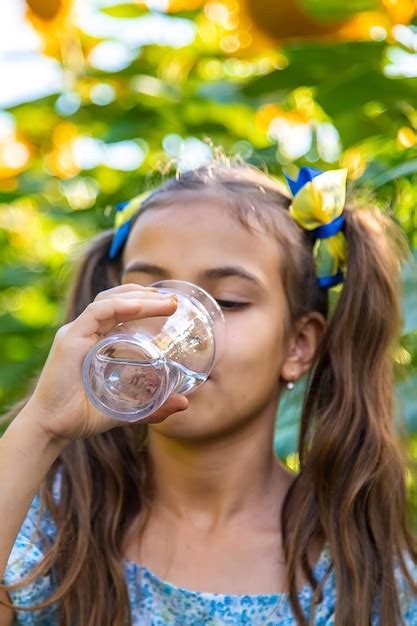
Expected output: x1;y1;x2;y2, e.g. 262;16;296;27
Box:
121;192;293;440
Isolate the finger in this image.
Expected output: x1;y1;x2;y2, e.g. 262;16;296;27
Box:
95;290;176;303
95;284;161;299
90;294;179;337
76;297;178;338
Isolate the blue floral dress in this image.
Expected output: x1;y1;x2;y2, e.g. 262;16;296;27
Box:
3;490;417;625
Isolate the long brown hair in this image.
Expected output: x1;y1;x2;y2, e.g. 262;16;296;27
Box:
1;156;416;626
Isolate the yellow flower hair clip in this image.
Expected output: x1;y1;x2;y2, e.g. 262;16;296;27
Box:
108;190;154;260
284;166;349;289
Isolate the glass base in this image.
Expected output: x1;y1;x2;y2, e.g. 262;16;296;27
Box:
83;333;173;422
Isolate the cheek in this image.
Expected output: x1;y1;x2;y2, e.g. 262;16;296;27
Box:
214;310;285;389
154;311;287;437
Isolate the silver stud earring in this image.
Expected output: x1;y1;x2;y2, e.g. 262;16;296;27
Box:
287;373;296;390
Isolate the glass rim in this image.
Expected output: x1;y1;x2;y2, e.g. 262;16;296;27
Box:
148;279;225;326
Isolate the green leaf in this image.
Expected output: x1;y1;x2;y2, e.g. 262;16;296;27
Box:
360;160;417;189
0;266;46;288
100;3;148;18
242;42;385;96
300;0;379;22
274;376;307;459
316;70;417;118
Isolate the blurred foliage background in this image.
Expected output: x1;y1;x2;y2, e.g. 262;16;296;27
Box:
1;0;417;521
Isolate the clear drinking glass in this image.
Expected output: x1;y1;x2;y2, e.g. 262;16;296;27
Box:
82;280;225;422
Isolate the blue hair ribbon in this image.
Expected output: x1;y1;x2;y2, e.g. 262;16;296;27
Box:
284;166;348;289
310;213;346;240
108;192;153;261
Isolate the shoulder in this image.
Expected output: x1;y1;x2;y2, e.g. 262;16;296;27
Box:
2;474;61;624
4;491;57;580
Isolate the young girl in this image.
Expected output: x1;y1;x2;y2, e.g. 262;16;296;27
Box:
0;158;416;626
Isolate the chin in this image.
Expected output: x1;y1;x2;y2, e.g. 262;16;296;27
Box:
149;404;222;440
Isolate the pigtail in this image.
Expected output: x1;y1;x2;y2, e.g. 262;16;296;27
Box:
44;230;153;626
1;228;151;626
281;203;417;626
62;230;122;320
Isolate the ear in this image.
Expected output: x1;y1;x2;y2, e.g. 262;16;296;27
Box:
280;312;326;383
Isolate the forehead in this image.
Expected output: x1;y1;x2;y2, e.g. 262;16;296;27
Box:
122;193;283;289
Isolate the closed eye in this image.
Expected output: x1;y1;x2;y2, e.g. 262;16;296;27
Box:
215;300;249;311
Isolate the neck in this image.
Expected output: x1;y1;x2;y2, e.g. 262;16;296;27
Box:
146;406;294;533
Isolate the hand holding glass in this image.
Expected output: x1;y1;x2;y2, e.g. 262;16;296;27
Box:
82;280;225;422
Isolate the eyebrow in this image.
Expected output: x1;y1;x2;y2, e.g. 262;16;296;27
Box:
122;262;264;289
